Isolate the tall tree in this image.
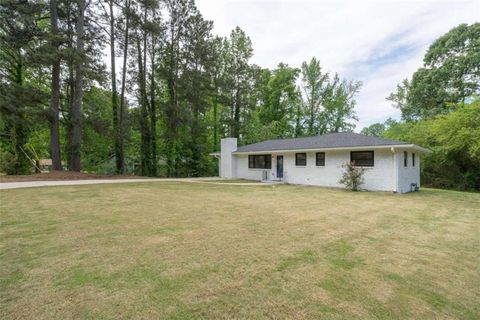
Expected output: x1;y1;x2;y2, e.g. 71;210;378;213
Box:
161;0;198;176
135;24;151;176
68;0;85;171
300;58;360;135
208;36;225;152
182;13;215;176
224;27;253;138
0;0;45;174
105;0;123;173
256;63;300;139
388;23;480;121
131;0;162;176
64;1;76;168
300;57;328;135
48;0;62;170
147;6;162;177
118;0;131;174
62;0;105;171
322;74;361;133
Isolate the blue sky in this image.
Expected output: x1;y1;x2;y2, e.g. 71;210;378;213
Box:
196;0;479;129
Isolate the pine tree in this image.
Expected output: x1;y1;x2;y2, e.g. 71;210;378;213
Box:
0;0;45;174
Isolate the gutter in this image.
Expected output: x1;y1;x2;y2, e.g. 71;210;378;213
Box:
233;144;431;155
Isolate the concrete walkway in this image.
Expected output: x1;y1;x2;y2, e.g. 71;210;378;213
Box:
0;177;270;190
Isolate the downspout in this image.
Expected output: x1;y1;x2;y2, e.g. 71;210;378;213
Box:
391;147;397;193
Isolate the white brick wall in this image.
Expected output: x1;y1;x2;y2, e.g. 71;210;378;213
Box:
220;138;422;193
395;149;421;193
234;149;396;191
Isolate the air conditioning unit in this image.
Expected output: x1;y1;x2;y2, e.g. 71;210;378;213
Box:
262;170;268;181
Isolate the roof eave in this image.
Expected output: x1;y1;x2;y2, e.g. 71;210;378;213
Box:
233;144;418;154
408;145;432;154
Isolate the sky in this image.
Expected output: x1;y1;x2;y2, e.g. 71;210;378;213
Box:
195;0;479;130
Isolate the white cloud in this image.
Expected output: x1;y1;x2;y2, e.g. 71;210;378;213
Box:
196;0;479;129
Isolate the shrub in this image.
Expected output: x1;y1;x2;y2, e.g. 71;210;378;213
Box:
339;161;365;191
0;150;33;175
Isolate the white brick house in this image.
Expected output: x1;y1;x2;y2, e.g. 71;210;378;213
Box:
212;132;430;193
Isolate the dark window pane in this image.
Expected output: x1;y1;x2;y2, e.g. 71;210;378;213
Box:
296;153;307;166
316;152;325;166
265;155;272;169
248;155;272;169
248;155;255;168
404;151;408;167
255;155;263;168
412;153;415;167
351;151;374;167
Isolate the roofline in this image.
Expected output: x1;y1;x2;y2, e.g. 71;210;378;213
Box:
393;145;431;153
233;144;431;154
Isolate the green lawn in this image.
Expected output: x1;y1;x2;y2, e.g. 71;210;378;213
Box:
1;182;479;319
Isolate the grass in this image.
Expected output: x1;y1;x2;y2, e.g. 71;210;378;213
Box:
204;179;261;183
1;182;479;319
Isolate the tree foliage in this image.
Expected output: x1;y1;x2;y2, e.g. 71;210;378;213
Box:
360;123;386;137
0;0;362;178
0;0;46;174
388;23;480;121
300;58;361;135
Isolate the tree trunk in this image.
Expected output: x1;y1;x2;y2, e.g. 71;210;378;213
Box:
49;0;62;171
213;95;218;151
167;22;176;177
66;63;74;168
136;34;150;176
295;103;302;137
118;0;130;174
142;9;154;176
13;57;30;174
70;0;85;171
65;4;74;168
233;89;240;138
109;0;121;174
149;40;157;177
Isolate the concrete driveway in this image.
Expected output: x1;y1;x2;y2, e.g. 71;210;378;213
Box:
0;177;268;190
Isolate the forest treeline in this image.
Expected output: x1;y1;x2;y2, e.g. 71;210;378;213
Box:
0;1;478;190
0;0;360;177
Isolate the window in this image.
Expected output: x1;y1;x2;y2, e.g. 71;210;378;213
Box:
248;155;271;169
350;151;374;167
404;151;408;167
295;153;307;166
316;152;325;166
412;153;415;167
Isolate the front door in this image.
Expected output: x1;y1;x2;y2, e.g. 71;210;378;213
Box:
276;155;284;179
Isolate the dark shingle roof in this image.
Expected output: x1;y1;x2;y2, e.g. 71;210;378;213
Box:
235;132;408;153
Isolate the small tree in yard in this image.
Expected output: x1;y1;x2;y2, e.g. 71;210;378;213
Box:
339;161;366;191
